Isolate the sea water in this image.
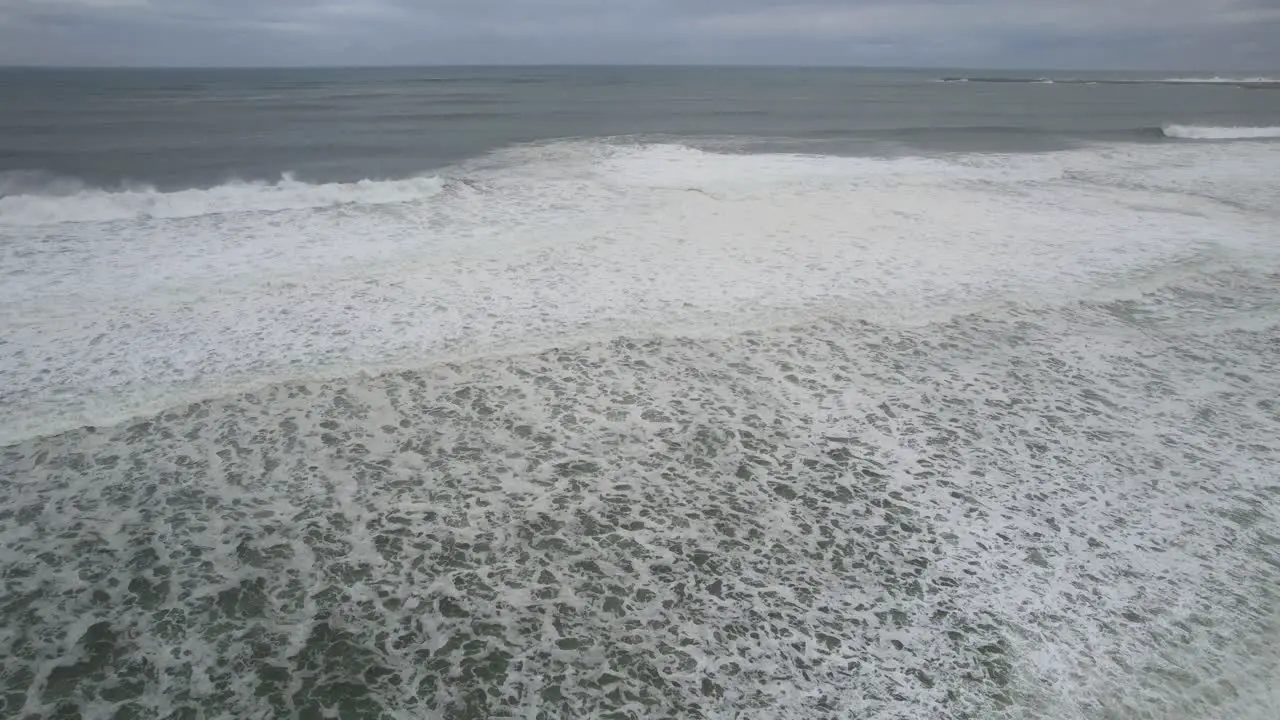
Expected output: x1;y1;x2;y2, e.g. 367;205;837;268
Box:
2;67;1279;719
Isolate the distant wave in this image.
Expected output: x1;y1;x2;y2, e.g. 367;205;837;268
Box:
1161;76;1280;84
0;172;446;225
938;77;1055;84
939;76;1280;89
1161;124;1280;140
5;126;1279;226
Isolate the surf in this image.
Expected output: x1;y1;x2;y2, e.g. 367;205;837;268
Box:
1161;124;1280;140
4;268;1280;719
2;138;1278;446
0;172;448;225
3;124;1280;719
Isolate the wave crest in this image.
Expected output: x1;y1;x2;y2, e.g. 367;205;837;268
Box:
939;76;1279;88
1161;76;1279;84
0;172;447;225
1162;124;1280;140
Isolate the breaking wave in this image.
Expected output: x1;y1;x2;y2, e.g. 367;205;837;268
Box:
0;172;447;225
939;76;1280;88
1161;76;1280;84
1162;124;1280;140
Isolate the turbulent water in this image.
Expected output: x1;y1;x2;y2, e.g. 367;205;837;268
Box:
2;67;1280;719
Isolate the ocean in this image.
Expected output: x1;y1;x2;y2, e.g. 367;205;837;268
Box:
1;66;1279;719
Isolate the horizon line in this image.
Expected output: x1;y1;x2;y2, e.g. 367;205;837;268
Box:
0;62;1267;74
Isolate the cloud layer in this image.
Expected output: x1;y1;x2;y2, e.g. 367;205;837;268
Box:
1;0;1277;68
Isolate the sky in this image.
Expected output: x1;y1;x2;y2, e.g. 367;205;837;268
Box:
0;0;1277;70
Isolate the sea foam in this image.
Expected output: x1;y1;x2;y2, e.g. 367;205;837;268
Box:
1162;124;1280;140
2;139;1278;445
3;137;1280;719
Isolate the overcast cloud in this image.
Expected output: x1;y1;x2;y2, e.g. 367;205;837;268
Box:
0;0;1277;69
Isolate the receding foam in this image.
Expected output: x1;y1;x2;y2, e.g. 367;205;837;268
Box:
3;269;1279;718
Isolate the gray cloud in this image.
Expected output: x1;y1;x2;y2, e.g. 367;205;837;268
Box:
0;0;1277;68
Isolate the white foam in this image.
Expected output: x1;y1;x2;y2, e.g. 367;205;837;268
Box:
0;172;447;225
5;272;1279;718
1161;76;1278;84
939;76;1278;86
1162;124;1280;140
1;139;1277;444
3;139;1280;718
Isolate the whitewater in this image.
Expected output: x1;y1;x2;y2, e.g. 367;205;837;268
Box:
2;129;1280;719
1161;124;1280;140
